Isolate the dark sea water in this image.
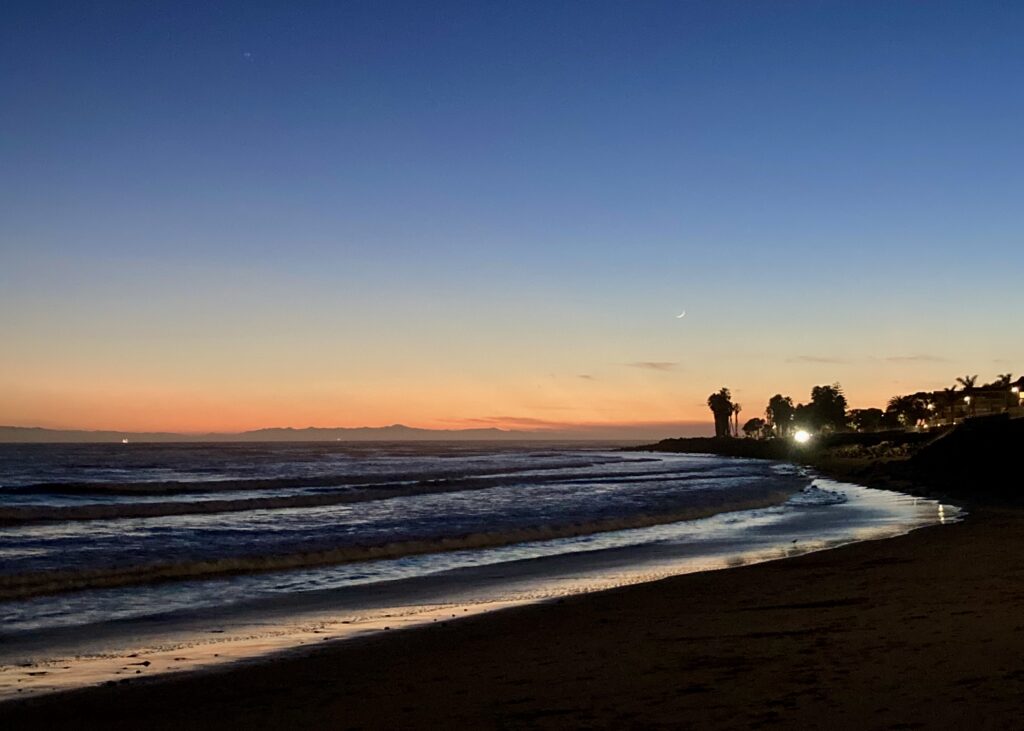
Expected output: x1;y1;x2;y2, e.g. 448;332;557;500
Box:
0;443;801;605
0;442;956;698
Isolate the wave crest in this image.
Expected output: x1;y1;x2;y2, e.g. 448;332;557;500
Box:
0;489;794;600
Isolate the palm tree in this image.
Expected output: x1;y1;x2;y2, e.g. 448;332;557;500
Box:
886;395;929;429
732;403;742;437
943;386;958;425
988;374;1016;410
955;374;978;391
707;388;734;438
955;375;978;418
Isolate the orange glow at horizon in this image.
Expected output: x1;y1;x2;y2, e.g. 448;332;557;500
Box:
0;367;963;434
1;298;1012;435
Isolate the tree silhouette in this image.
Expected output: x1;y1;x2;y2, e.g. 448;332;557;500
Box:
848;408;883;432
992;373;1013;387
956;374;978;391
793;402;814;431
742;417;766;438
807;383;848;432
732;403;742;437
766;394;795;437
886;395;929;428
942;386;958;425
707;388;734;438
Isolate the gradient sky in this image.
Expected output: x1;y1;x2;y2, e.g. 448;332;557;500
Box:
2;1;1023;434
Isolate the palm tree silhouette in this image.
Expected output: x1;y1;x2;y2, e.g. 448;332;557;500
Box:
955;374;978;390
707;388;734;438
943;386;958;425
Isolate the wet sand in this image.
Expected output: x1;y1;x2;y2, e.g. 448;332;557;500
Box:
3;505;1022;729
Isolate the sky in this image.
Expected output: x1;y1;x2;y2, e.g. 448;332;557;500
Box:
2;1;1023;434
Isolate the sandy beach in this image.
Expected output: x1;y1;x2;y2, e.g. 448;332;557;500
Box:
2;503;1021;729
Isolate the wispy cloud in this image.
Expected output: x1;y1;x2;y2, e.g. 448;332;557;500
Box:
627;361;679;371
884;354;949;363
439;416;713;439
577;374;596;380
786;355;850;364
452;416;566;430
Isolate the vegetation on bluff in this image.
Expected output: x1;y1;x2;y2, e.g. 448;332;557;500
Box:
639;371;1024;501
707;372;1022;440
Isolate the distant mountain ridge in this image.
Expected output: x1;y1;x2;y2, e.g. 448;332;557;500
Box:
1;420;713;443
0;424;541;443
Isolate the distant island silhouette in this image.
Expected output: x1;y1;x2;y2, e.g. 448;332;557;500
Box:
0;423;706;443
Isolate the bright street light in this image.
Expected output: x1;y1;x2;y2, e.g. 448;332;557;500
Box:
793;429;811;444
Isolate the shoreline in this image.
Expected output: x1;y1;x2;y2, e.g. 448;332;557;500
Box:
0;476;949;702
4;503;1021;729
634;415;1024;507
1;431;1010;728
2;473;958;716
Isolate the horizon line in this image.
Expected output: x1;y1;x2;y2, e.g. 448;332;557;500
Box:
0;421;714;443
0;420;712;435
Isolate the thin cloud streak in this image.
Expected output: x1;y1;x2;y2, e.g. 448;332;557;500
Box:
884;355;949;363
786;355;850;364
626;362;679;372
443;416;711;438
456;416;564;429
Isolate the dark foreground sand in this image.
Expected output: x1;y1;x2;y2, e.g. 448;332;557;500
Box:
4;506;1024;730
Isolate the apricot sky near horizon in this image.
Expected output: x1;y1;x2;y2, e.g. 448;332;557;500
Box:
2;1;1023;435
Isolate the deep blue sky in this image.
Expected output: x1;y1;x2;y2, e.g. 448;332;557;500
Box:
2;1;1022;431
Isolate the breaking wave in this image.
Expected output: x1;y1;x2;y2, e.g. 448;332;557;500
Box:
0;445;817;609
0;488;794;600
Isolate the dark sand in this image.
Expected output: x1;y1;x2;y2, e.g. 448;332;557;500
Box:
3;506;1023;730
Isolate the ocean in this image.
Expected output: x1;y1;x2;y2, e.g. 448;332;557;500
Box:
0;442;955;697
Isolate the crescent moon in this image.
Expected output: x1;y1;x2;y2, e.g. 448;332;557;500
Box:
675;310;686;319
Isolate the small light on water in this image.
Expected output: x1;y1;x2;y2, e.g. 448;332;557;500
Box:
793;430;811;444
